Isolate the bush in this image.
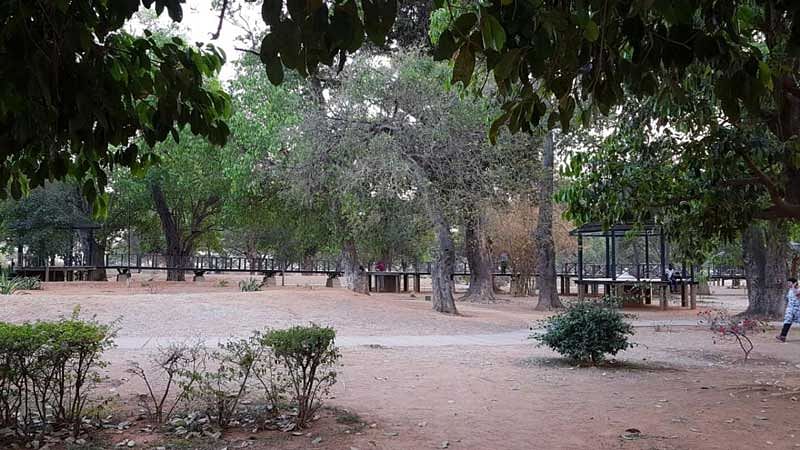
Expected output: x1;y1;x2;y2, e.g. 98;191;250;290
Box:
263;325;339;428
0;309;116;439
0;271;24;295
239;278;261;292
532;301;635;365
698;309;769;361
15;276;42;290
128;340;206;424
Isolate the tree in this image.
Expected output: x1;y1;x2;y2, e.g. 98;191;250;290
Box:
112;132;230;281
289;52;532;312
0;182;85;267
534;132;561;310
1;1;231;208
558;119;793;317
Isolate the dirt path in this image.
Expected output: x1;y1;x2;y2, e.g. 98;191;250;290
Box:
2;282;798;450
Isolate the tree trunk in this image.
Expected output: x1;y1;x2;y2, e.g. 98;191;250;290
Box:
534;132;562;310
87;242;107;281
341;239;368;294
461;212;496;303
150;183;186;281
741;221;789;318
430;205;457;314
791;254;799;278
79;229;107;281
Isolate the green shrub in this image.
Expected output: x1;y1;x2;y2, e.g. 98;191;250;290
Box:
239;278;262;292
263;325;339;428
0;309;116;439
532;301;635;365
0;272;24;295
15;276;42;290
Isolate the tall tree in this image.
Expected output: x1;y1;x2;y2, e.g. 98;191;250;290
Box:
534;132;561;310
112;132;229;281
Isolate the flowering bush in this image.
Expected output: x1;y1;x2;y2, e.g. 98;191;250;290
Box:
698;309;770;361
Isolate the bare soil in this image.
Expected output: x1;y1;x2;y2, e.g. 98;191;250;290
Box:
2;277;799;450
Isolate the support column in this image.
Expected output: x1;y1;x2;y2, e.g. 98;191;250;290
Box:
680;282;687;307
690;283;697;309
414;274;421;293
660;285;668;310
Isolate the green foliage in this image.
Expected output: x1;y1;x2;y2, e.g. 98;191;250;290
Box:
1;1;231;208
13;276;42;291
127;340;206;424
197;335;261;427
263;325;339;428
0;310;116;439
0;271;24;295
239;278;262;292
0;182;94;264
258;0;396;82
532;301;635;365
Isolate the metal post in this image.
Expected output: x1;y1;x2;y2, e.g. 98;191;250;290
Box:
659;229;667;279
644;232;650;279
577;234;584;282
610;231;616;281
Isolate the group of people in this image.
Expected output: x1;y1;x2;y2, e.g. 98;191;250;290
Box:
779;277;800;342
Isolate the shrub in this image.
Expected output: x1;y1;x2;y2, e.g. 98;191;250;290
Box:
15;276;42;291
0;309;116;439
196;335;263;427
532;301;635;365
0;272;24;295
698;309;769;361
128;340;206;424
239;278;262;292
263;325;339;428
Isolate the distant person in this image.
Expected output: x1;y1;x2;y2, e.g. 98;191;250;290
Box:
665;264;678;293
375;261;385;272
499;252;509;274
777;277;799;342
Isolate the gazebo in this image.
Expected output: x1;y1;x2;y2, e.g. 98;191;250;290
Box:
570;223;697;309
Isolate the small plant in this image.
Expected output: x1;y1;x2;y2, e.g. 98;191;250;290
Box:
14;276;42;290
0;272;24;295
128;340;206;424
239;278;262;292
264;325;339;428
532;301;635;365
196;335;262;427
216;279;230;288
698;309;770;361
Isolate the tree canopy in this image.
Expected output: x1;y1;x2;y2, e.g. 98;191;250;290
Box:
1;0;231;211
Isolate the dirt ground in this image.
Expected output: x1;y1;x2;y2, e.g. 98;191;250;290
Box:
2;275;799;450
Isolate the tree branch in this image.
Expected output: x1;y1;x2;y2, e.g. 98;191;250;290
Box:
211;0;229;40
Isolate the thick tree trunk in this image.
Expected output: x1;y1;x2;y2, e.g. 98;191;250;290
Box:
87;242;107;281
534;132;562;310
461;212;496;303
741;222;789;318
791;254;799;278
150;183;186;281
341;239;368;294
79;230;107;281
430;205;457;314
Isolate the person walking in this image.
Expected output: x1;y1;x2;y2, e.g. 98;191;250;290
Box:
777;277;799;342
